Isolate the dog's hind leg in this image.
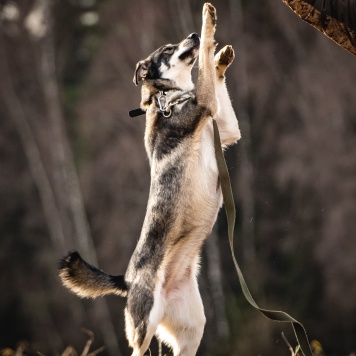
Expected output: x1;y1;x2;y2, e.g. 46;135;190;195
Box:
214;45;241;146
125;278;166;356
126;308;159;356
129;325;157;356
157;275;206;356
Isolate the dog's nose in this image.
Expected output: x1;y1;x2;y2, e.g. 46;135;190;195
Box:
188;32;199;40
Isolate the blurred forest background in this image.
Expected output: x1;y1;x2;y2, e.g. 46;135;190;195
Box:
1;0;356;355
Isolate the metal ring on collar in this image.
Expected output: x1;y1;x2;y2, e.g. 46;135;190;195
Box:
162;109;172;118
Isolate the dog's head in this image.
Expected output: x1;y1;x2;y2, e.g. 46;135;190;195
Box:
133;32;200;90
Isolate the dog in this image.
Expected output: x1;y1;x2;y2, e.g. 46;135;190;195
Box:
58;3;240;355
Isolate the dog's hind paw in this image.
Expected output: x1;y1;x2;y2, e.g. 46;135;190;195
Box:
215;45;235;79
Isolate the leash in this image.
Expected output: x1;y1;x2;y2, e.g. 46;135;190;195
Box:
212;119;313;356
127;105;313;355
129;108;145;117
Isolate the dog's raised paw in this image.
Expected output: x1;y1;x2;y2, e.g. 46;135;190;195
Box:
216;45;235;66
203;3;217;26
215;45;235;78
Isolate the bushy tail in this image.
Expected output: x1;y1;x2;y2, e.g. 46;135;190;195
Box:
58;251;128;298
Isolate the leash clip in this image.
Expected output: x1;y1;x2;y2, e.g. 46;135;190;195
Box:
158;91;172;118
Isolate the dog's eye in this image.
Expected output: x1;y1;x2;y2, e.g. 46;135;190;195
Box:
163;46;175;55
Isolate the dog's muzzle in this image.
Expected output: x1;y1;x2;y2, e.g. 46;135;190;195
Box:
187;32;199;40
179;34;200;62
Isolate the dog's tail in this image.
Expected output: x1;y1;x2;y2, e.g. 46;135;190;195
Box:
58;251;128;298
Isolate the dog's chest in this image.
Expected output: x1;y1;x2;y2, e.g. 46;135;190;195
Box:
145;102;201;161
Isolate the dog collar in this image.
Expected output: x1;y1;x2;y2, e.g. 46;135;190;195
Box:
128;90;193;118
157;91;193;118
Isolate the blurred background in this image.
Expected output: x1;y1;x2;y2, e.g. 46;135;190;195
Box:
1;0;356;355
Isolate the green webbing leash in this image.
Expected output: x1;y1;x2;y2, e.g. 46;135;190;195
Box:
212;119;313;356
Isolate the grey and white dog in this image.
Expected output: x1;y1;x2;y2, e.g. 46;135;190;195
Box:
58;3;240;355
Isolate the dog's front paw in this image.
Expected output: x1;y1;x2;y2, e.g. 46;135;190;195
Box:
202;3;217;40
215;45;235;67
203;3;216;26
215;45;235;78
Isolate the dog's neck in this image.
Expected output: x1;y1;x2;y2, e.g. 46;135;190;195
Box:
140;78;195;111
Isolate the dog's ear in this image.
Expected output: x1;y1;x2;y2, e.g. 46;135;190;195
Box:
133;60;149;86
